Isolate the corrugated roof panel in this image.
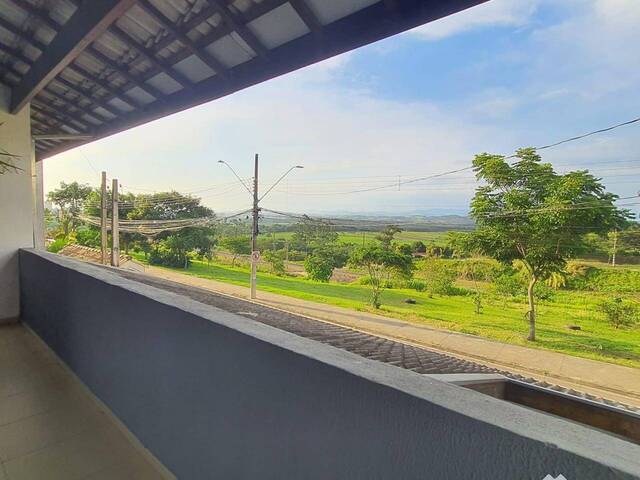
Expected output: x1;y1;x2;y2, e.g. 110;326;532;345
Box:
305;0;379;26
247;3;309;50
93;106;116;119
107;96;136;113
204;33;255;69
125;85;156;104
145;71;182;94
80;114;103;126
119;6;163;48
230;0;259;15
173;54;216;82
48;0;78;26
190;12;222;40
147;0;186;23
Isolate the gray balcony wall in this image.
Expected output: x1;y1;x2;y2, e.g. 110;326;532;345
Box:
19;249;640;480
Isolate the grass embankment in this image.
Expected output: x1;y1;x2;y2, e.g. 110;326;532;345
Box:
131;254;640;369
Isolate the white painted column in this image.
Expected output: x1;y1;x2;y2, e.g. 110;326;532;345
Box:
33;151;46;250
0;85;34;322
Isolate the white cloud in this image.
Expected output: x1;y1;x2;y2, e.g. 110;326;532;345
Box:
409;0;539;40
45;65;498;214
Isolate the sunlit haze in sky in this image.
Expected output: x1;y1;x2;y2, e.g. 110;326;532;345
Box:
45;0;640;217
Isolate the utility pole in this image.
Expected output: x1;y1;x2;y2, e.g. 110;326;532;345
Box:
218;156;303;300
111;178;119;267
100;172;107;264
251;154;259;299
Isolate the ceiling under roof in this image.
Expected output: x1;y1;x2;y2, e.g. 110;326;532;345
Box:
0;0;487;160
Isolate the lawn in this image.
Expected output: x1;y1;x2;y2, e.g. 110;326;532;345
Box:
135;255;640;369
267;230;452;246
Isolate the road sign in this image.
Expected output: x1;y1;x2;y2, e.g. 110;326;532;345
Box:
251;251;260;262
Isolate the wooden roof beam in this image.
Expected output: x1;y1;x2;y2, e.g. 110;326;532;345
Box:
10;0;136;113
289;0;322;35
86;44;164;99
136;0;230;80
67;63;141;109
109;25;193;88
207;0;269;59
52;75;122;117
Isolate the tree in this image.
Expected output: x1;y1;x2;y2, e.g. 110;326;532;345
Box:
48;182;93;237
469;148;630;341
263;250;285;276
376;225;402;250
304;244;350;282
349;244;413;308
291;221;338;253
304;254;334;282
411;240;427;254
220;236;251;266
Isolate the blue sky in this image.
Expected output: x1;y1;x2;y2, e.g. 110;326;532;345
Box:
45;0;640;216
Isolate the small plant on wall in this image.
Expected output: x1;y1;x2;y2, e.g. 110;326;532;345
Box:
0;121;23;174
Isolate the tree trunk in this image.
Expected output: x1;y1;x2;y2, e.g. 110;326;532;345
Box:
527;275;537;341
611;230;618;267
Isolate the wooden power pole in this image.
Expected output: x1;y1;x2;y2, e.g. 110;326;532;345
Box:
100;172;107;264
111;178;120;267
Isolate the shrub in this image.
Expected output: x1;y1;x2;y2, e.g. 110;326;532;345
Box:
304;254;334;282
597;297;640;329
148;245;189;268
47;238;68;253
263;250;286;276
421;258;457;295
493;274;523;297
406;279;427;292
456;258;503;282
75;227;100;248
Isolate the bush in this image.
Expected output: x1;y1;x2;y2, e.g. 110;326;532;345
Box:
75;227;100;248
455;258;503;282
148;245;189;268
566;264;640;293
421;258;457;295
356;276;395;289
493;274;523;297
263;250;285;276
597;297;640;329
47;238;68;253
304;254;334;282
406;279;427;292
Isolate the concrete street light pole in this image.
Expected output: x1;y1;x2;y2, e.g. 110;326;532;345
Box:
219;157;303;299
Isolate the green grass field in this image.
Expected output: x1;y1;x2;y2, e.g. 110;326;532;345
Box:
267;230;452;246
134;254;640;369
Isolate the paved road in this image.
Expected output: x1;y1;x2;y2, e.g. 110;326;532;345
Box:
112;266;639;412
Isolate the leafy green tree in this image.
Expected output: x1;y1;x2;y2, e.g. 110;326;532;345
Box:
263;250;285;276
48;182;93;237
349;244;413;308
304;254;334;282
303;244;350;282
376;225;402;250
411;240;426;254
469;148;631;341
220;236;251;266
291;221;338;253
421;258;457;296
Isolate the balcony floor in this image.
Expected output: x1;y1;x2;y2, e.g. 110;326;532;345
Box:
0;323;167;480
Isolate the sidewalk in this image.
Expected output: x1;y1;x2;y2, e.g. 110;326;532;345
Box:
144;265;640;407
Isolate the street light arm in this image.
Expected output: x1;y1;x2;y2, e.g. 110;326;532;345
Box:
218;160;253;196
259;165;303;202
